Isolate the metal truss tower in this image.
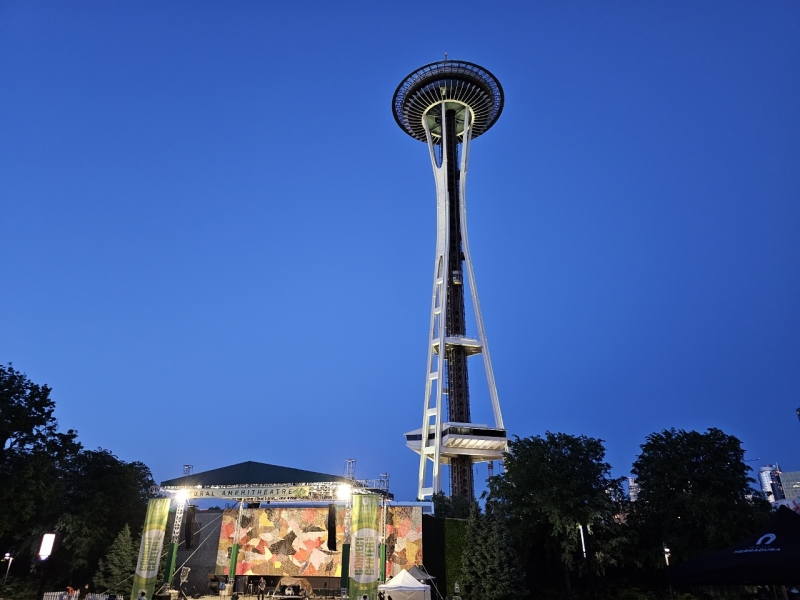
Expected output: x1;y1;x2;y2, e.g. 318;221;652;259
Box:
393;60;508;500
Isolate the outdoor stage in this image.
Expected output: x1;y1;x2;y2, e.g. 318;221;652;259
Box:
157;462;431;600
178;592;342;600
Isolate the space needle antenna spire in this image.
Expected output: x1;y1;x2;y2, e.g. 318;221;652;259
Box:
393;60;508;500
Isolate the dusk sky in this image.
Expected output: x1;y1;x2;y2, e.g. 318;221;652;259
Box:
2;2;799;500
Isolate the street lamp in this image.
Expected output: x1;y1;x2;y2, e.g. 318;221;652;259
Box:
36;533;58;600
39;534;57;560
3;553;13;590
664;544;674;600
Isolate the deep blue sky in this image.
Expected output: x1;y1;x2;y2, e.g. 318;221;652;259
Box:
2;2;799;500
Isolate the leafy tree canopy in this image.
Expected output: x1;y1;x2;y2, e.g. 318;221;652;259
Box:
58;449;154;577
431;491;471;519
488;432;625;574
629;427;771;567
0;364;81;541
94;524;137;595
0;364;154;596
0;363;78;461
461;502;527;600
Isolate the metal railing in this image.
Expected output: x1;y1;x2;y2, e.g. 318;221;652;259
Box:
44;593;124;600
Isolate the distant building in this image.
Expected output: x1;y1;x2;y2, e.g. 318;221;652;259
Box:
628;477;640;502
758;465;785;503
780;470;800;500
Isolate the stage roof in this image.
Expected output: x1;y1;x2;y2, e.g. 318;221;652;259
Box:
160;460;351;488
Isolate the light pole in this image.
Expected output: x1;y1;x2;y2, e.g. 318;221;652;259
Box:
37;533;57;600
664;544;674;600
2;552;13;590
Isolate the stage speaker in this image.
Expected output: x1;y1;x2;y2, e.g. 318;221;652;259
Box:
184;505;197;548
327;503;337;551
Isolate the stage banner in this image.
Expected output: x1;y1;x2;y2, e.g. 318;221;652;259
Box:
131;498;171;600
385;504;423;577
349;494;381;599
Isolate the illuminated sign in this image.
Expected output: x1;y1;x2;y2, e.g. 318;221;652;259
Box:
159;483;343;502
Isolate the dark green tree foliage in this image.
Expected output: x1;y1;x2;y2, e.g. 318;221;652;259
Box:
461;503;486;598
488;432;625;595
58;449;154;579
431;491;471;519
461;502;526;600
0;364;154;597
94;524;137;594
0;364;81;541
420;513;468;597
629;428;771;568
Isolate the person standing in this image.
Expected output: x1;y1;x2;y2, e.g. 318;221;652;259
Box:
257;577;266;600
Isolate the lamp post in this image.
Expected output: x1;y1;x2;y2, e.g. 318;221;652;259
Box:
2;553;13;590
37;534;58;600
664;544;674;600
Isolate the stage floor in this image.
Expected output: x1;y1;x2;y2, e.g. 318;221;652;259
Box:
195;593;343;600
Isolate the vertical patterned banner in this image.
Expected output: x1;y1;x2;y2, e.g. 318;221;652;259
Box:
349;494;380;599
131;498;171;600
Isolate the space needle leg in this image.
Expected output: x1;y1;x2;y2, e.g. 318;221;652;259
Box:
417;103;450;499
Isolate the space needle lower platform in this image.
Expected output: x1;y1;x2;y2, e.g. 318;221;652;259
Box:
393;60;508;500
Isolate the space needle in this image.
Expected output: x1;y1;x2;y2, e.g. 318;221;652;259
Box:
393;60;508;500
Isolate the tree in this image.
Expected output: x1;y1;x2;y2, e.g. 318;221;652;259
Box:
0;364;81;577
0;364;154;595
461;502;527;600
431;491;471;519
629;427;771;569
487;432;626;595
57;449;154;582
0;363;79;466
94;524;137;595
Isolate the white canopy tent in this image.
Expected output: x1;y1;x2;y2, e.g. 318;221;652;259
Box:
378;569;431;600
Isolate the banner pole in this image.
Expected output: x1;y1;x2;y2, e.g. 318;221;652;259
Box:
228;501;244;589
164;543;178;591
380;496;387;582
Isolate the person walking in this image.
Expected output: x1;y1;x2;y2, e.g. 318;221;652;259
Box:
257;578;266;600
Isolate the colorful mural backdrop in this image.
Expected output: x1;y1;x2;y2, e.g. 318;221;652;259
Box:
217;507;344;577
385;505;423;577
215;504;423;580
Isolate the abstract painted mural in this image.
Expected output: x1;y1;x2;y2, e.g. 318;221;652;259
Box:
216;504;423;578
385;505;423;577
217;507;344;577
